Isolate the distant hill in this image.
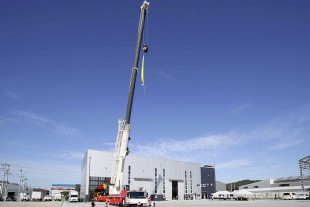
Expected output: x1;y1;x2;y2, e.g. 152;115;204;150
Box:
226;180;261;191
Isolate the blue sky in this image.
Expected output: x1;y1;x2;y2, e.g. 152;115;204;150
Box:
1;0;310;189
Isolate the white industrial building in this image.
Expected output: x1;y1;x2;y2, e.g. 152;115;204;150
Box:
50;184;78;198
0;182;19;200
80;150;216;202
239;176;310;199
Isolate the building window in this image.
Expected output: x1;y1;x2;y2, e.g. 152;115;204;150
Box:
190;171;192;193
163;169;166;195
128;166;131;187
185;171;187;194
155;168;157;194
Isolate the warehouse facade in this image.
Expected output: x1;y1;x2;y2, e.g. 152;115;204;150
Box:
80;150;216;201
239;176;310;199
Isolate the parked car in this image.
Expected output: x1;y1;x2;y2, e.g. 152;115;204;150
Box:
21;194;31;201
43;195;52;201
296;193;308;200
283;192;296;200
6;195;17;201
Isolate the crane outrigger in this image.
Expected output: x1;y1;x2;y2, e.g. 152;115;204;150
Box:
104;1;150;206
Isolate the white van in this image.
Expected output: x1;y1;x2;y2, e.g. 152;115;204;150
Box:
69;191;79;202
283;192;296;200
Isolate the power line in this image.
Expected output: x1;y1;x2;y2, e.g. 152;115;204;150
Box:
23;170;80;178
10;164;80;174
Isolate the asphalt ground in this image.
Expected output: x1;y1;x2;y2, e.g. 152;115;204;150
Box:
0;200;309;207
64;200;310;207
0;201;63;207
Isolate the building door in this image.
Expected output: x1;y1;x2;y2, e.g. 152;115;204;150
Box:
172;181;178;200
202;192;208;199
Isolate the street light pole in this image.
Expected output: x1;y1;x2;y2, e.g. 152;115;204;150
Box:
1;165;4;197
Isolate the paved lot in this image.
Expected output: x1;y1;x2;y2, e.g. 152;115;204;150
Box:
1;200;309;207
0;201;63;207
63;199;310;207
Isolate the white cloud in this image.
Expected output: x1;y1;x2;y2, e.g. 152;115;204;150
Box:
216;159;251;170
15;111;53;123
4;90;20;99
248;106;310;149
0;116;20;125
14;111;78;136
133;132;245;161
230;103;251;115
55;124;78;135
132;105;310;163
62;151;85;160
3;140;25;147
158;70;175;81
272;139;302;150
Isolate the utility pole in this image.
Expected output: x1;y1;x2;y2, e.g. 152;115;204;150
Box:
19;169;24;201
6;164;11;200
1;164;5;196
1;162;11;200
24;178;28;196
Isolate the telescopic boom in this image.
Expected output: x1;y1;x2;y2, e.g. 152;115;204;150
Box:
110;1;149;194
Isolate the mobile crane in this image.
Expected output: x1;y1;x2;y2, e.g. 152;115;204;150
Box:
105;1;150;206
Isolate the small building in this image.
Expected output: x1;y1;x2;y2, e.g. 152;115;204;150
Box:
80;149;216;202
32;188;49;197
51;184;78;198
239;176;310;199
0;181;19;199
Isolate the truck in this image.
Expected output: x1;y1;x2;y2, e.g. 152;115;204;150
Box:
54;193;62;201
125;191;149;206
20;193;30;201
104;1;151;206
69;190;79;202
31;191;43;201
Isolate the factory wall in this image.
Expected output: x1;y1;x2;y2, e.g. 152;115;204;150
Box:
239;177;310;199
0;182;19;199
81;149;215;201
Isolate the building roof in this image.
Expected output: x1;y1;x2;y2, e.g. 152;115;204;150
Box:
274;175;310;182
